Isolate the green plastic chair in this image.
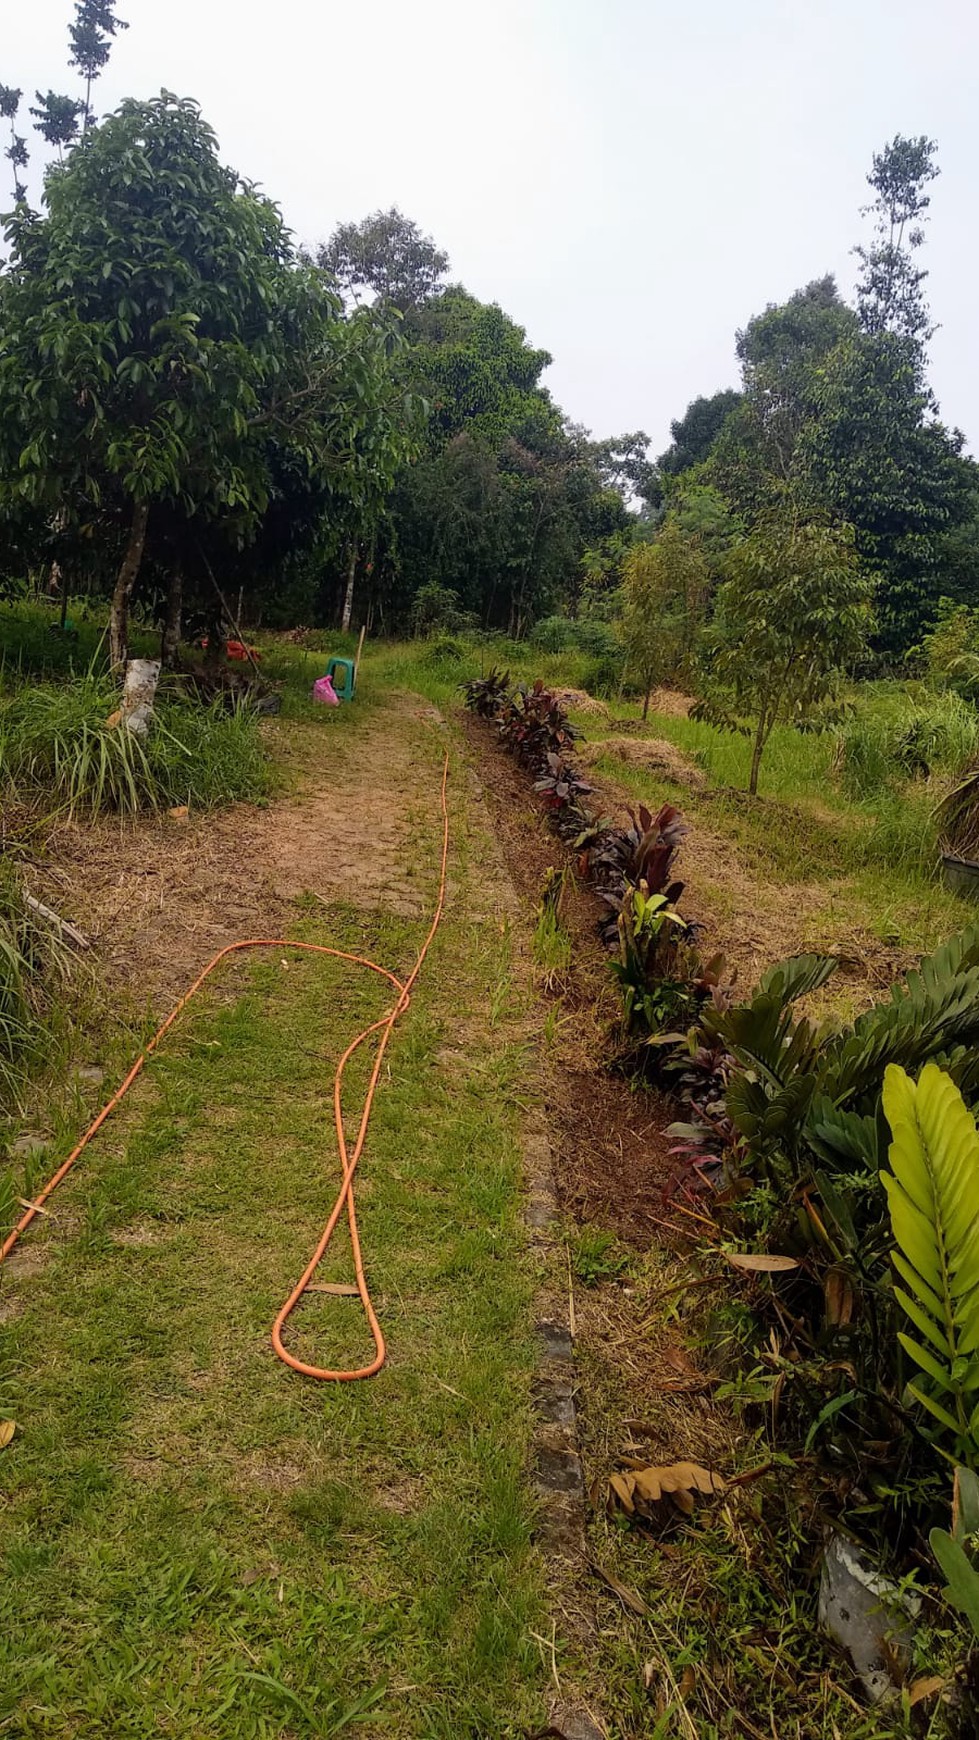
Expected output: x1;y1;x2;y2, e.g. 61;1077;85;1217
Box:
325;657;356;702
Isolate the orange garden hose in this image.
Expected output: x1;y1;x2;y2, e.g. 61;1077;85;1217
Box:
0;754;451;1383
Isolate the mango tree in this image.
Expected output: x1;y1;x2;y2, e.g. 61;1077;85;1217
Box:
0;93;416;666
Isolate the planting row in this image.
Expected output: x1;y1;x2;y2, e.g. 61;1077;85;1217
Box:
464;669;979;1707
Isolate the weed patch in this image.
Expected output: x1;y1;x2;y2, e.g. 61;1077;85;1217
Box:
0;674;270;817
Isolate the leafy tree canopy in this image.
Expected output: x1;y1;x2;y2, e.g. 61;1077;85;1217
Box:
319;207;449;312
855;133;939;350
0;92;417;660
657;389;741;481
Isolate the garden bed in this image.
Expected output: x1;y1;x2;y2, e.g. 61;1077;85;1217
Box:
459;677;979;1737
460;710;678;1241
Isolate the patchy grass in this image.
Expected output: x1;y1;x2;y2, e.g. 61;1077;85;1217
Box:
588;750;972;963
0;688;547;1734
0;599;158;691
570;1245;960;1740
0;871;546;1734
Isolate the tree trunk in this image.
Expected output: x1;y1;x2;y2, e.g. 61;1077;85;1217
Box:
160;565;183;669
340;545;357;634
749;719;766;796
642;684;651;721
204;602;224;674
110;499;150;671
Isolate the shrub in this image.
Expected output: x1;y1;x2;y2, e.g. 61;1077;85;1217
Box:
919;598;979;700
409;583;474;637
580;802;687;946
497;682;578;769
663;928;979;1516
421;635;467;670
460;667;511;719
529;616;625;695
531;616;577;654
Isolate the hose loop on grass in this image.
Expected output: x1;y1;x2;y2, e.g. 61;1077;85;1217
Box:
0;756;452;1383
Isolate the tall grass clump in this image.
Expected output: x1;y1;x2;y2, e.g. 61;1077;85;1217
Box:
152;692;271;811
835;691;979;799
0;859;67;1112
0;674;271;818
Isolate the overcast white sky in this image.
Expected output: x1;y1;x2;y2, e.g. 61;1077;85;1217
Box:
7;0;978;454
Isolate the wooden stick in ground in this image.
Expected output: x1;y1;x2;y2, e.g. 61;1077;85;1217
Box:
197;546;264;685
24;894;90;950
354;623;366;681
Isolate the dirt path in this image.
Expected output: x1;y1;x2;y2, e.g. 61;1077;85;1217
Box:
35;693;448;1012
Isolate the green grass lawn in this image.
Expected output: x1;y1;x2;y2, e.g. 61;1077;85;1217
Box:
0;723;547;1736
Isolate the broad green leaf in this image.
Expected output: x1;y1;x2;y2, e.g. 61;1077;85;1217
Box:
930;1529;979;1638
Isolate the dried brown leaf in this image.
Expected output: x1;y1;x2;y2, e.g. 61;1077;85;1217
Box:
610;1459;725;1516
908;1675;945;1707
609;1472;636;1513
824;1268;855;1327
726;1252;800;1273
0;1420;17;1451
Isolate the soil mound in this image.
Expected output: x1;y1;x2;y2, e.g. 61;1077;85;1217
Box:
578;734;705;789
552;687;609;717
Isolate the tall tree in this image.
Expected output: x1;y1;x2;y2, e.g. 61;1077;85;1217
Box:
0;86;27;204
29;91;84;158
799;333;972;653
2;1;127;207
854;134;939;350
316;210;636;634
589;430;655;504
319;208;449;312
0;94;414;665
734;277;857;485
68;0;129;129
657;390;741;481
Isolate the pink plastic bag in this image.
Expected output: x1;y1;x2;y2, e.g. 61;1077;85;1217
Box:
312;674;340;707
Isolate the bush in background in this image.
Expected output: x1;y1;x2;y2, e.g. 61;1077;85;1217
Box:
919;598;979;700
835;690;979;799
530;615;625;695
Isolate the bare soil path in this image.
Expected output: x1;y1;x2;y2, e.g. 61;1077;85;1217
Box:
35;694;448;1012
